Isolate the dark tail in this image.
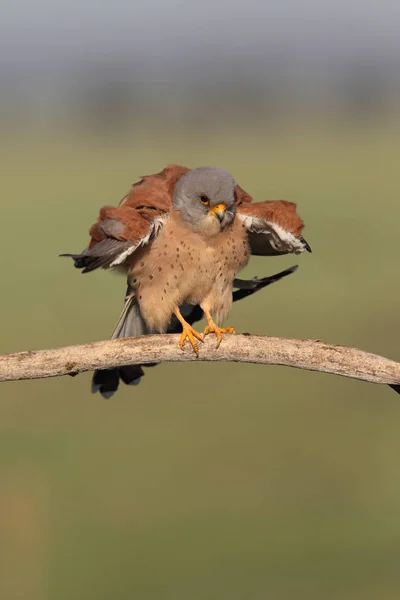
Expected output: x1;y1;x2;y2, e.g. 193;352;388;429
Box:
92;292;150;398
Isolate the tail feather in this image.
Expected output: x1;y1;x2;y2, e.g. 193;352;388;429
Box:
111;293;148;339
92;368;121;398
119;365;145;385
93;292;148;398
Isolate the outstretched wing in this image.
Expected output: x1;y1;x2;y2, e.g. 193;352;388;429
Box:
61;205;165;273
61;164;253;273
237;200;311;256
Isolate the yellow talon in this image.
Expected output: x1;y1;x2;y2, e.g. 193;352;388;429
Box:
178;324;203;355
173;308;203;355
203;322;235;348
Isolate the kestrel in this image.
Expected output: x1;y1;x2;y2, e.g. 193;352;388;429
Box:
62;164;310;396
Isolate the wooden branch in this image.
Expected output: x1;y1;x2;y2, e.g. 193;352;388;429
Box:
0;335;399;390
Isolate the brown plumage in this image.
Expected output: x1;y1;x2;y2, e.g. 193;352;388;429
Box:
237;199;304;235
62;164;311;397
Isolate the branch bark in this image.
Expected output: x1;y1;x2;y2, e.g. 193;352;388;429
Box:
0;335;399;389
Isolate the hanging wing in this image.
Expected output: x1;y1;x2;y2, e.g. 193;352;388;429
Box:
237;200;311;256
60;205;165;273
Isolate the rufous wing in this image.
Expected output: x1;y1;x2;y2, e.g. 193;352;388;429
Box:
61;205;164;273
237;200;311;256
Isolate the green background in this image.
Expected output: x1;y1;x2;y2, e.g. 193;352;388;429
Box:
1;120;400;599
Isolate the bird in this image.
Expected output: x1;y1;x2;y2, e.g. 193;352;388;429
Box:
62;164;311;396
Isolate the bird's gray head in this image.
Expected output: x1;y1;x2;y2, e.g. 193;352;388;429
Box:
172;166;236;236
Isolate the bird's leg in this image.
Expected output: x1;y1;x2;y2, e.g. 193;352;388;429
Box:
201;306;235;349
173;308;203;355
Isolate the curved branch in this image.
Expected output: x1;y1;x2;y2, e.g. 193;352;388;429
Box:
0;335;399;390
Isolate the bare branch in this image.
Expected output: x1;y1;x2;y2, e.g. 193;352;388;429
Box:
0;335;399;390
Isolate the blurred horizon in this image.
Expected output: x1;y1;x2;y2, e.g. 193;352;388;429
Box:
2;0;400;134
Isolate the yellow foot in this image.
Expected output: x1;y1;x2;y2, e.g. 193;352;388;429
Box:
179;323;203;355
203;322;235;348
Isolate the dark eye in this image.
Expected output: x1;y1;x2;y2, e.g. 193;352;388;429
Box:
199;195;209;205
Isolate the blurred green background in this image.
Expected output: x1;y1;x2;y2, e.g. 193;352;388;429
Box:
2;1;400;598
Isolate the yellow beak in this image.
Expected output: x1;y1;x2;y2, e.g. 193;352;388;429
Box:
209;203;226;223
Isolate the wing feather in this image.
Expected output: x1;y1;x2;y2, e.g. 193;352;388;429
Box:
238;200;311;256
61;206;165;272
